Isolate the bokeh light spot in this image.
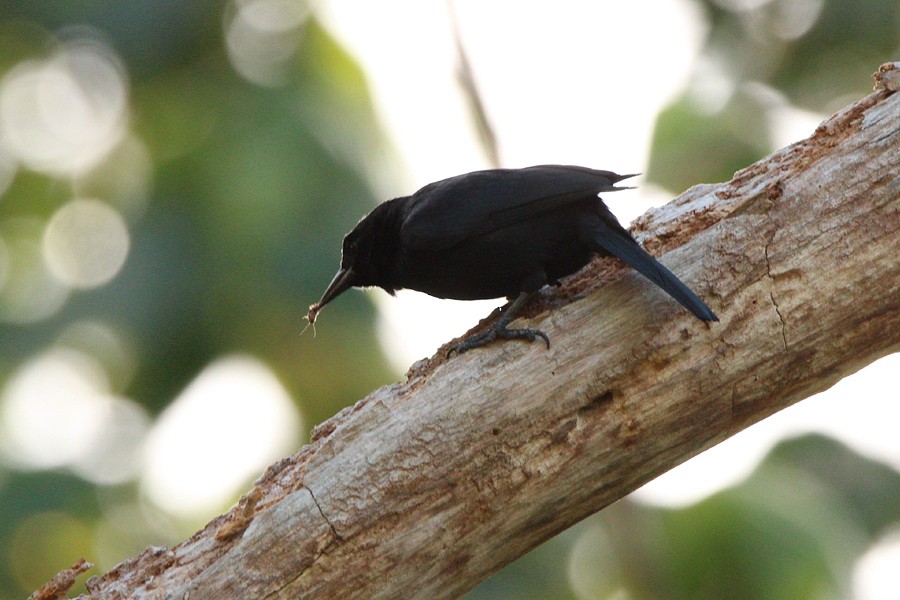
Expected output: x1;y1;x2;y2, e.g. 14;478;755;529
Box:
142;355;302;518
225;0;310;86
769;0;824;41
0;348;110;469
567;523;622;600
71;396;150;485
43;198;130;289
0;35;128;175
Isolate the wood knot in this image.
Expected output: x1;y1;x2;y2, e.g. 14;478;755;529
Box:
578;391;614;418
765;180;784;202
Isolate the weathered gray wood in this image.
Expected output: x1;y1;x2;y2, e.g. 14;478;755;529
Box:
75;68;899;600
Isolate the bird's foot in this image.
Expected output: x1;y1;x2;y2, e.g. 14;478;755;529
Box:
447;325;550;356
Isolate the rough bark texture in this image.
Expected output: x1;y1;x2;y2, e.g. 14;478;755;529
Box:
72;66;898;599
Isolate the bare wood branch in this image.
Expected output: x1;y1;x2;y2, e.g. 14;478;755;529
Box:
29;559;92;600
72;66;898;599
446;0;501;168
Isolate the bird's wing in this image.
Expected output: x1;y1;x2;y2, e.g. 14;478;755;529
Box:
400;165;634;251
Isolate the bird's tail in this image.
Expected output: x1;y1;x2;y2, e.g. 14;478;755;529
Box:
589;225;718;322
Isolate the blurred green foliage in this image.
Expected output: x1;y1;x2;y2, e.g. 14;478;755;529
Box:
468;435;900;600
647;0;899;191
0;0;896;598
0;2;397;596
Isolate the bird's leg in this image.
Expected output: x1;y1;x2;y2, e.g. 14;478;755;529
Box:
448;292;550;356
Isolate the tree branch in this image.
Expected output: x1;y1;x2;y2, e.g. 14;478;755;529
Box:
446;0;501;168
74;64;899;599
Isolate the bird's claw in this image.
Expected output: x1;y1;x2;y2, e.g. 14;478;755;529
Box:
447;326;550;357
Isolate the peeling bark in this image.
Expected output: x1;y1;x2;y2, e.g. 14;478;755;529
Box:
29;559;92;600
63;65;899;600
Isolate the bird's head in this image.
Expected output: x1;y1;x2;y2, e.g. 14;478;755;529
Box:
307;199;404;325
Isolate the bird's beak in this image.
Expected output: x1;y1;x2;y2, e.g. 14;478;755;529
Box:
318;267;358;308
612;173;640;190
308;267;357;323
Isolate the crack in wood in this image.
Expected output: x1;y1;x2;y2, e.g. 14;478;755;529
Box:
305;485;342;542
764;240;789;352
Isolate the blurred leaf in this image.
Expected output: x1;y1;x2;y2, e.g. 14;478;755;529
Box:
768;435;900;536
771;0;899;109
694;0;899;111
646;94;770;191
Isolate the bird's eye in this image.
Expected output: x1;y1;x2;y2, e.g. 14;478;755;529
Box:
341;236;358;263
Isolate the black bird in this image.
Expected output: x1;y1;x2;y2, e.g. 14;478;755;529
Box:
309;165;717;354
